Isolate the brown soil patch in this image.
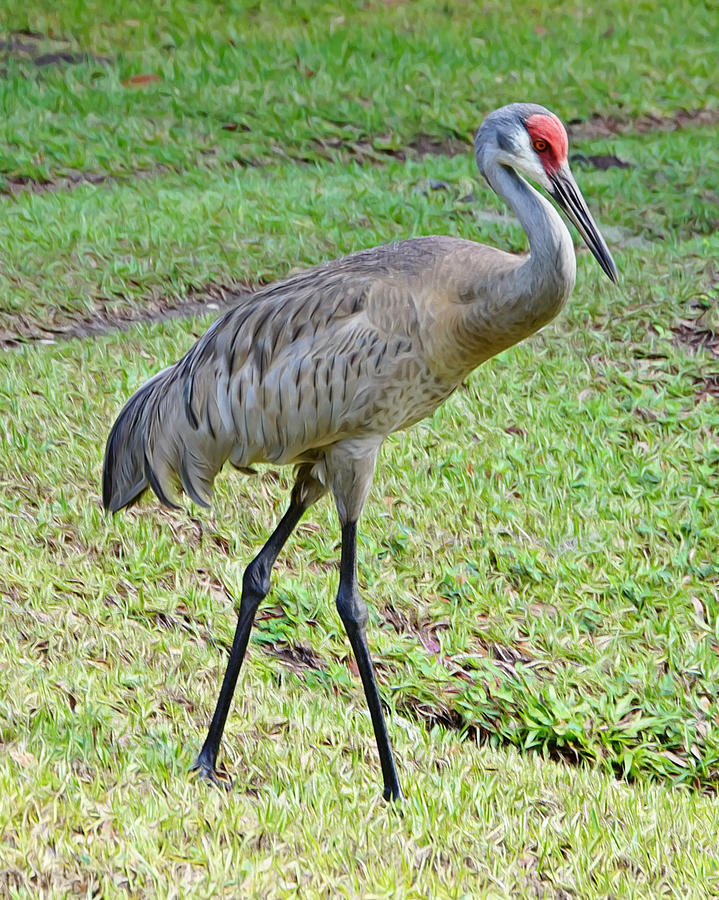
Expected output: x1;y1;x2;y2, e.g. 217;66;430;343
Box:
570;152;632;171
309;132;469;165
405;133;469;158
0;30;110;70
569;107;719;140
2;171;109;196
0;282;250;350
1;165;172;197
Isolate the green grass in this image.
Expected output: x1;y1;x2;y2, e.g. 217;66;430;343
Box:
0;0;716;181
1;1;719;896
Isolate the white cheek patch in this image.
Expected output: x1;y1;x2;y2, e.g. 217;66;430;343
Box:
508;129;552;189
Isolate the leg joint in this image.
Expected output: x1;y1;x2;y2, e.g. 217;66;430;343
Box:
243;557;271;602
336;584;368;631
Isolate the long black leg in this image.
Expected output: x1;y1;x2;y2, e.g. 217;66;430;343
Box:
336;521;403;802
191;490;310;786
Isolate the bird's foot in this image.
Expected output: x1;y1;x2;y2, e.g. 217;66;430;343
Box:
190;753;233;790
383;784;404;804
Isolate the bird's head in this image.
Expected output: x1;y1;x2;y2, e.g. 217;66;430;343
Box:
475;103;618;283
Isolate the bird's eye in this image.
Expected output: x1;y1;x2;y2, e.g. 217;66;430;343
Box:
533;139;548;152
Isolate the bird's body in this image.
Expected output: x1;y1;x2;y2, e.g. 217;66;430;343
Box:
103;103;617;801
104;227;574;512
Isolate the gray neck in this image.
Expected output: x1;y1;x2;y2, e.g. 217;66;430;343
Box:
483;159;576;316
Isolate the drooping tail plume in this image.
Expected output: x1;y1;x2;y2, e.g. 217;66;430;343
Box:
102;366;179;512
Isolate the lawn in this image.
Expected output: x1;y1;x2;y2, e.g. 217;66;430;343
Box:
1;1;718;897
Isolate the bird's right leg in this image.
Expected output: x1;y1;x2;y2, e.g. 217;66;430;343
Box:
191;466;326;787
324;438;403;802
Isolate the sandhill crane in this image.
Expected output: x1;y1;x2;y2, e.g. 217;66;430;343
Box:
103;103;617;801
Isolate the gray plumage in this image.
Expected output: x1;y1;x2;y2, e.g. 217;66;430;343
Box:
105;238;458;512
102;103;617;799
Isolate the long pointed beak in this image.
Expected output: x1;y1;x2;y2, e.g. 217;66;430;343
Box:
548;165;618;283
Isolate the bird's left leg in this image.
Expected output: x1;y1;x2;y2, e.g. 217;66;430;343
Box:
336;520;403;801
192;465;326;787
325;439;403;802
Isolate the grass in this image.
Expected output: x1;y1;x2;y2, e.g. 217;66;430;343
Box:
1;1;719;896
0;0;716;181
